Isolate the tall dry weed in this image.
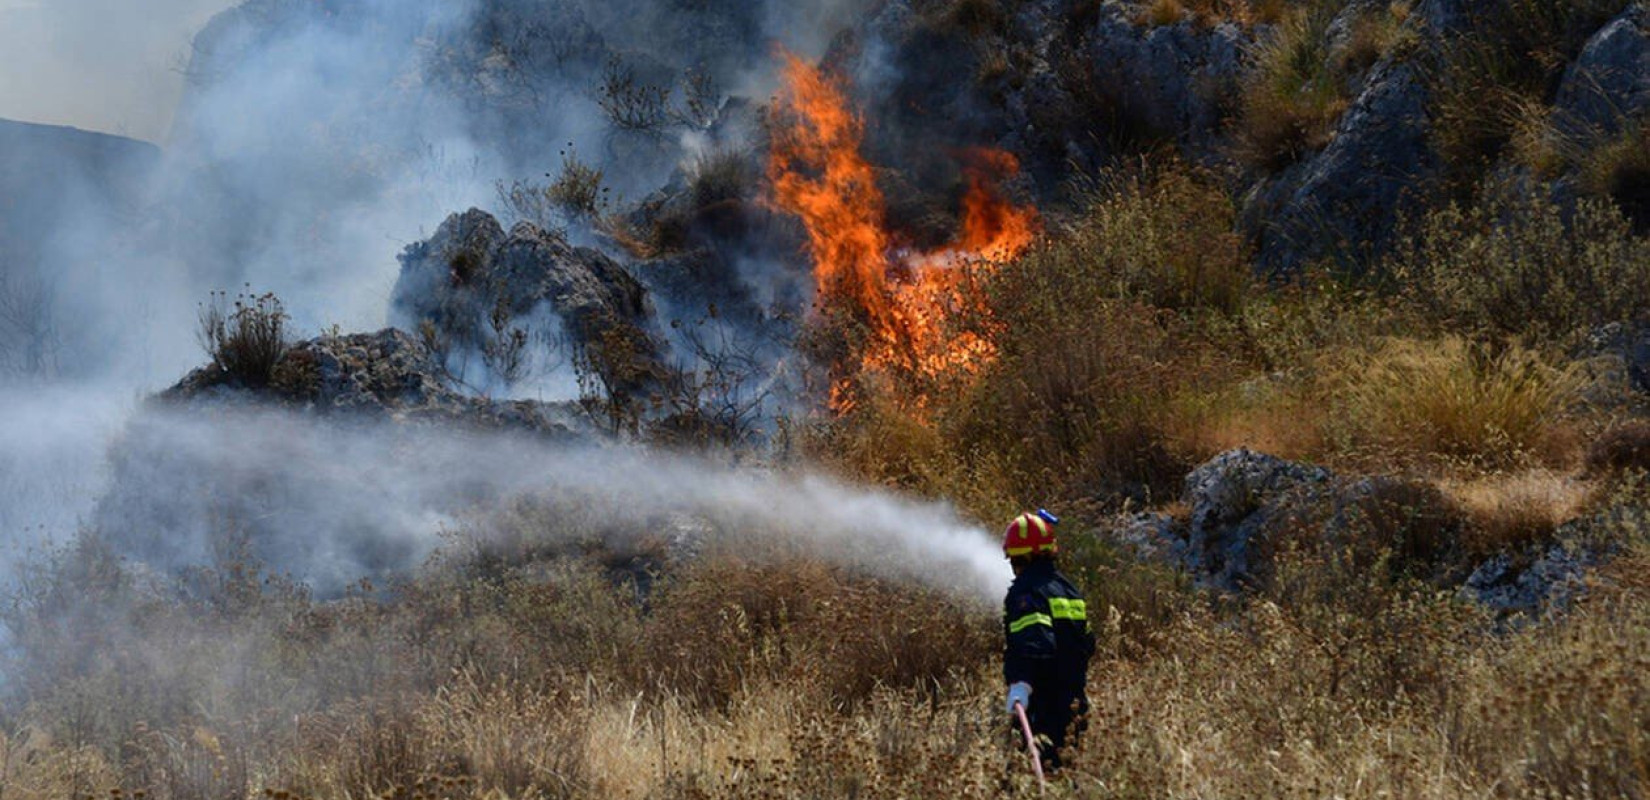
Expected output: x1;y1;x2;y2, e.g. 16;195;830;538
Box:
1329;337;1582;467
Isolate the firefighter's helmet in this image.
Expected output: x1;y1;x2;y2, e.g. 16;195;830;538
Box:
1003;509;1059;557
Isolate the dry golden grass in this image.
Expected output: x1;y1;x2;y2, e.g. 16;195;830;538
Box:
1439;469;1595;556
8;539;1650;799
1325;337;1584;469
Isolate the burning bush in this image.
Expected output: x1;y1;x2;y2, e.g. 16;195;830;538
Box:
766;52;1039;412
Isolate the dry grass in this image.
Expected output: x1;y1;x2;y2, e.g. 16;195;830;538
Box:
1587;420;1650;477
1427;0;1631;186
1232;1;1349;170
1327;337;1583;469
806;165;1250;513
1138;0;1289;27
1580;124;1650;230
9;539;1650;799
1440;469;1595;556
1233;1;1417;171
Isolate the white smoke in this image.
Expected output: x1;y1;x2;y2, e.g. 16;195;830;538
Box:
0;0;236;141
0;0;998;615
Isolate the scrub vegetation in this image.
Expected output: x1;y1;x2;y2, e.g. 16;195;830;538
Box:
4;154;1648;799
5;0;1650;796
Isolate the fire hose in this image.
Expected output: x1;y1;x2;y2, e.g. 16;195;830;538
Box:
1013;701;1046;793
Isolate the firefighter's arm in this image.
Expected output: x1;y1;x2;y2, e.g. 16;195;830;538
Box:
1003;587;1055;686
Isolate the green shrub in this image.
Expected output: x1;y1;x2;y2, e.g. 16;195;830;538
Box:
1392;187;1650;340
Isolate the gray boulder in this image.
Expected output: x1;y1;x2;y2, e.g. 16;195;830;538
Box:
1110;511;1184;564
1462;541;1600;620
1249;57;1438;273
1554;4;1650;138
1108;449;1459;593
392;208;662;394
1583;321;1650;400
1181;449;1335;590
394;208;653;346
1084;8;1249;157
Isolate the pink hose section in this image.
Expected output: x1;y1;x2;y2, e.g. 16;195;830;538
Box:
1013;701;1046;792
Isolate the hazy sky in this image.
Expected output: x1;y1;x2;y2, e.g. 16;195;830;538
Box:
0;0;238;142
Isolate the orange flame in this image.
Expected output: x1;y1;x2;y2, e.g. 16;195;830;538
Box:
767;53;1040;410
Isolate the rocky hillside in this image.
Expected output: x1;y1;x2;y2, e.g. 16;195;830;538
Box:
0;119;158;376
3;1;1650;798
0;118;157;258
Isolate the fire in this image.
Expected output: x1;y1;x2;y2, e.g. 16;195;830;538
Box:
766;53;1040;410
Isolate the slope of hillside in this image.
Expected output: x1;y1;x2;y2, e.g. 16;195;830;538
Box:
1;0;1649;798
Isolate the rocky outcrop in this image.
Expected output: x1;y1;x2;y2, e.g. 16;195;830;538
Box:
1111;450;1452;591
164;328;584;437
1082;8;1249;158
1247;57;1438;272
1554;4;1650;138
1461;541;1601;619
395;210;652;344
101;327;601;592
392;209;664;394
1107;448;1634;618
1584;321;1650;400
1178;449;1337;590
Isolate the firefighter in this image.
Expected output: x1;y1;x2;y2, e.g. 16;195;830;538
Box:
1003;509;1094;771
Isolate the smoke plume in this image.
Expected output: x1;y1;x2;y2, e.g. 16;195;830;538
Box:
0;0;1006;611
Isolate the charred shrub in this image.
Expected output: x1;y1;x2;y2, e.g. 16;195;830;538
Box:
197;290;291;388
920;0;1011;40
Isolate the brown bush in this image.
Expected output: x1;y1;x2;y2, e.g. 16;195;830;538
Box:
637;556;995;709
1587;420;1650;476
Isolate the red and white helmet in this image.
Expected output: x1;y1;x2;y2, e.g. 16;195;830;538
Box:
1003;509;1059;557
